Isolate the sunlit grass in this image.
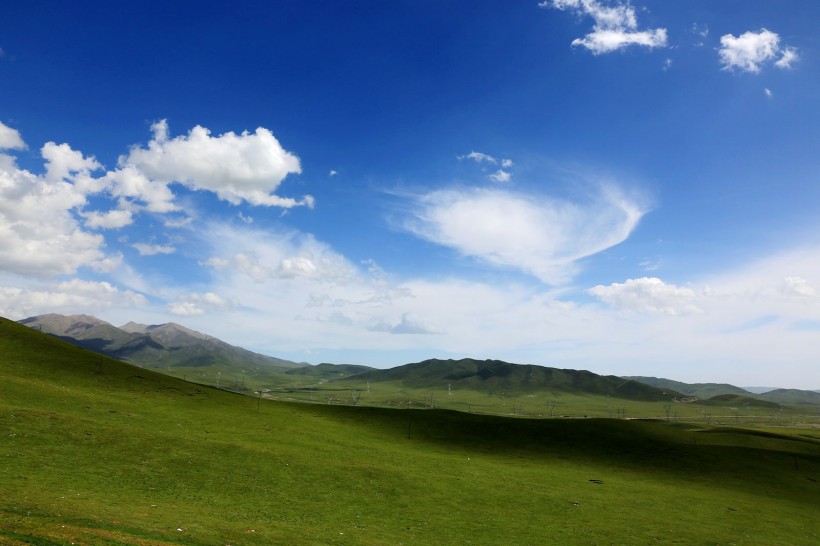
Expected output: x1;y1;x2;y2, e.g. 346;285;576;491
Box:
1;318;818;544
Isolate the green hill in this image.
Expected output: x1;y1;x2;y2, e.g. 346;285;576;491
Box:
346;358;682;401
284;362;376;379
699;394;781;409
625;375;751;398
1;317;819;544
761;388;820;406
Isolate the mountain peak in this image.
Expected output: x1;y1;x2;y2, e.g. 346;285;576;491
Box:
119;321;150;334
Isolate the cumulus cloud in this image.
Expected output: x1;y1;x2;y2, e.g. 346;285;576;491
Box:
401;185;646;284
82;209;134;229
588;277;701;315
101;165;179;214
543;0;667;54
0;145;108;276
0;279;145;319
718;29;798;73
0;121;26;150
122;120;313;208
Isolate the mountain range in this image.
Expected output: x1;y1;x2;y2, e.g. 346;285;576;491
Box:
18;313;305;372
625;376;820;407
17;313;820;406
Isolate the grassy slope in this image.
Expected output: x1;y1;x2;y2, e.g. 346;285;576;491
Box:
1;318;819;545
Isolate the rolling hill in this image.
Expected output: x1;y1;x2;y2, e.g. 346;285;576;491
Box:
1;315;819;544
344;358;684;401
624;376;751;398
627;376;820;408
759;388;820;406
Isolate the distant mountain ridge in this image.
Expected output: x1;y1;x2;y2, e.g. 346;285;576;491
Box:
18;313;305;371
626;376;820;407
624;376;751;399
344;358;684;401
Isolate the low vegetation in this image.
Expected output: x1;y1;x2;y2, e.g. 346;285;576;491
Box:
1;318;818;544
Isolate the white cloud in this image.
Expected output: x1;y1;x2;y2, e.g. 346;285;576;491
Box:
764;88;773;98
774;47;799;69
459;151;498;164
780;276;816;299
501;159;513;168
132;243;176;256
544;0;667;54
277;256;319;278
122;120;313;208
718;29;798;73
0;121;26;150
41;142;102;185
101;165;179;213
168;291;236;316
488;169;512;183
329;169;338;177
83;209;133;229
401;185;647;284
0;278;145;319
0;146;110;277
588;277;701;315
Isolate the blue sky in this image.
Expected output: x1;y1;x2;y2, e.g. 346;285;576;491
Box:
1;1;818;387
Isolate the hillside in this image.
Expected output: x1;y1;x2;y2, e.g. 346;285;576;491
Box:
625;376;751;398
760;388;820;406
284;362;376;379
345;358;684;401
628;376;820;408
1;316;819;545
699;394;781;409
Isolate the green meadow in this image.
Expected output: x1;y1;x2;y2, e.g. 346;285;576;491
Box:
1;318;818;545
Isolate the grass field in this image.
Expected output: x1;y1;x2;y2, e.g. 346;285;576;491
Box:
1;318;818;544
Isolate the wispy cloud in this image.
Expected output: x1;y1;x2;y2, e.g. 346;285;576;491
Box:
459;151;515;182
401;185;647;284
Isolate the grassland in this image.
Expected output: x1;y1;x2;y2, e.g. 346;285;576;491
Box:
1;318;818;544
